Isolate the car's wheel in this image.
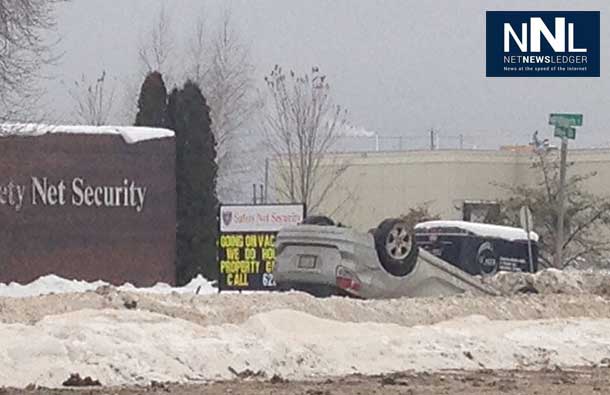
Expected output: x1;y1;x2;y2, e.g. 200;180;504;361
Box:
301;215;335;226
374;218;419;276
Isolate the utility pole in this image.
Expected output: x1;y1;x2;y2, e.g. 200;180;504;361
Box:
554;137;568;268
548;112;582;268
459;134;464;150
252;184;257;204
429;128;435;150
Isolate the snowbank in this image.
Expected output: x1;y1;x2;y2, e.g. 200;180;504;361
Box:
0;275;216;298
3;268;609;299
2;270;610;388
1;308;609;387
486;268;610;296
0;123;174;144
119;275;217;295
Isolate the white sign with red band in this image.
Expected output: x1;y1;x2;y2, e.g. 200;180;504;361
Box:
220;204;305;232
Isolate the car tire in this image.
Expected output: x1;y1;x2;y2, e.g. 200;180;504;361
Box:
301;215;335;226
374;218;419;277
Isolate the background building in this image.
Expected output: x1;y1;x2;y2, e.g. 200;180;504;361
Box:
272;147;610;231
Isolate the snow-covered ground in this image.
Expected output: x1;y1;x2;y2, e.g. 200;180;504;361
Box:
0;308;609;387
2;267;609;299
1;270;610;388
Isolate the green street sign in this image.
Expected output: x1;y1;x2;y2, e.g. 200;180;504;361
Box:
549;113;583;127
554;126;576;140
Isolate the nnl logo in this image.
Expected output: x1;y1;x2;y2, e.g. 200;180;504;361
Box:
504;17;585;53
486;12;600;77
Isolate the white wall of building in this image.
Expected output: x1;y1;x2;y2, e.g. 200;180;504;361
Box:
302;148;610;231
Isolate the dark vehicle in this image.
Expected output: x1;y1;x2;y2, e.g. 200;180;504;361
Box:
415;220;538;276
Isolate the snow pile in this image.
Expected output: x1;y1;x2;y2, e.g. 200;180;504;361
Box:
0;275;217;298
119;275;217;296
0;123;174;144
0;275;107;298
2;268;608;300
0;308;610;387
486;268;610;296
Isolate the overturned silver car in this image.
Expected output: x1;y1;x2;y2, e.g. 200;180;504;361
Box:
273;217;538;299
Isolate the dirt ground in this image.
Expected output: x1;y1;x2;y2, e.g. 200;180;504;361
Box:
2;368;609;395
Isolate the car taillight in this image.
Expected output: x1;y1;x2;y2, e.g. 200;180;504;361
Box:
335;266;361;293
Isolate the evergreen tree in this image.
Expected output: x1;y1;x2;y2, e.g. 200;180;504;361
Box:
134;71;168;127
167;80;218;284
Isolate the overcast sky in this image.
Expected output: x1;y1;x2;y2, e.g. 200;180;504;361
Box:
41;0;610;149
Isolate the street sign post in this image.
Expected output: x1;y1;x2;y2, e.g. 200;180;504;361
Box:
520;206;534;273
549;113;583;127
554;126;576;140
549;113;582;268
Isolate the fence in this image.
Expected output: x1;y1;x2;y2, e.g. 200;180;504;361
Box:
334;130;538;152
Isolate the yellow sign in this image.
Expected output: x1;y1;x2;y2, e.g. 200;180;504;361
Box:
219;232;277;289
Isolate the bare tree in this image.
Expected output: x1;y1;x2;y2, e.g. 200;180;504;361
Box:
0;0;61;120
67;71;116;125
124;6;176;126
117;73;141;125
188;10;258;202
496;148;610;269
400;202;440;230
138;5;175;80
132;7;258;202
263;65;349;212
188;15;208;84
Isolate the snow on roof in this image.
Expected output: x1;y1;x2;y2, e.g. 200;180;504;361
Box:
415;220;539;242
0;123;174;144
